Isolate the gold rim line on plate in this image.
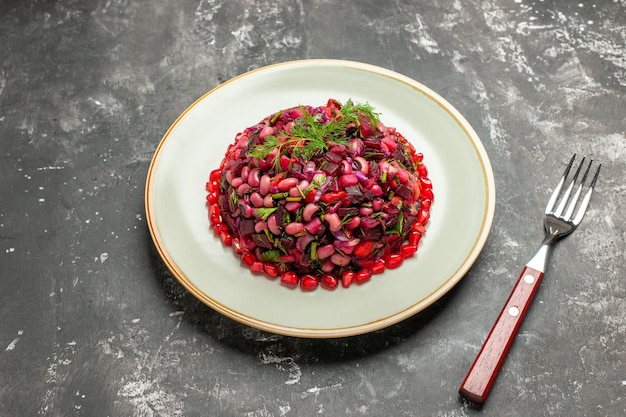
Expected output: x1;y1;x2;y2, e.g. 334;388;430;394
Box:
144;59;496;338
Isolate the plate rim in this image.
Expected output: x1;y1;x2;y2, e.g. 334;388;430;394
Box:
145;59;495;338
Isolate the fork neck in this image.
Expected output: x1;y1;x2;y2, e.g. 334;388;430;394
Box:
525;233;559;273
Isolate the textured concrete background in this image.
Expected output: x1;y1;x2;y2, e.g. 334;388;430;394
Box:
1;1;624;416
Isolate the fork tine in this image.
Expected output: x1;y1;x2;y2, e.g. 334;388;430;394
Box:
545;154;576;214
554;156;585;217
563;159;593;220
571;162;601;225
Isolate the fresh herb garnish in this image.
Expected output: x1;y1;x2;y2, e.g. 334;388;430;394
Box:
248;100;380;165
254;207;278;221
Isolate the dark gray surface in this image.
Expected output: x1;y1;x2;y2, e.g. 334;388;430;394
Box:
1;1;624;416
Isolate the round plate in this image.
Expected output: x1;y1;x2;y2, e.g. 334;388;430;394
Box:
145;59;495;338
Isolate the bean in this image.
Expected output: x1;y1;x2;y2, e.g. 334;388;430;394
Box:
372;198;384;211
236;183;250;195
353;156;368;174
259;174;271;195
254;221;267;233
359;206;373;216
341;160;353;175
241;202;254;218
277;177;299;191
285;201;301;212
285;222;304;235
248;168;260;187
231;177;243;188
324;212;341;232
263;194;274;208
345;216;361;229
369;184;383;197
226;169;234;184
302;203;320;222
289;187;301;197
268;214;281;235
339;174;358;188
330;253;351;266
250;192;264;208
321;259;335;272
316;244;335;259
241;166;250;181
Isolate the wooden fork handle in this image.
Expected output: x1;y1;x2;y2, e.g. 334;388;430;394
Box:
459;266;544;405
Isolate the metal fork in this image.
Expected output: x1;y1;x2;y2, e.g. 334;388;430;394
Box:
459;154;601;406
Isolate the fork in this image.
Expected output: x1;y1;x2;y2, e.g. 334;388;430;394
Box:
459;154;601;405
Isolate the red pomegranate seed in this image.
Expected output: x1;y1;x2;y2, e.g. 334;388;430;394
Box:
417;209;430;225
209;214;220;226
412;223;426;234
320;273;339;290
353;240;376;258
421;199;431;210
422;188;434;201
386;253;403;269
220;231;232;247
280;271;299;288
264;263;279;279
250;261;264;273
300;274;319;291
400;243;418;259
210;204;220;217
408;230;422;246
417;163;428;177
206;180;220;193
240;252;256;267
232;237;243;255
355;269;372;284
371;258;385;274
213;223;223;236
206;192;218;205
419;177;432;189
209;169;222;182
341;270;355;288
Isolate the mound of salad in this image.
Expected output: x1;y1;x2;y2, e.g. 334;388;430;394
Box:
206;99;433;291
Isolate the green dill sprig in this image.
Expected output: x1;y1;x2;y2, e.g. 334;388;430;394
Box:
247;100;381;165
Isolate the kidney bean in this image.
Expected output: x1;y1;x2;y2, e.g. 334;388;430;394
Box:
250;192;264;208
302;203;319;222
248;168;260;187
277;177;299;191
316;244;335;259
236;183;250;195
285;201;301;212
231;177;243;188
254;221;267;233
285;222;304;235
359;206;373;216
324;212;341;232
330;253;350;266
259;174;271;195
268;214;281;235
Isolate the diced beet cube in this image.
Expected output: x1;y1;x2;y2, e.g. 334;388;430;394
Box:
394;184;413;200
252;233;273;248
324;151;343;164
239;219;256;236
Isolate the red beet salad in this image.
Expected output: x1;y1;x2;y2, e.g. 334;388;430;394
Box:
206;99;433;291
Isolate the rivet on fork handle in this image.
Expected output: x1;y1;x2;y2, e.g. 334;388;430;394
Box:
459;154;600;405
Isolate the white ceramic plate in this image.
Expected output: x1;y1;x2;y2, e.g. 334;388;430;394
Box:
146;59;495;338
